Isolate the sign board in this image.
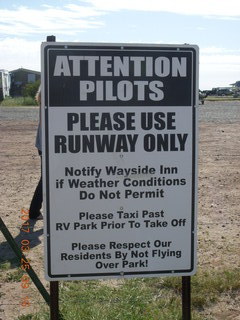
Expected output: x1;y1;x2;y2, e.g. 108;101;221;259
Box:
41;43;198;280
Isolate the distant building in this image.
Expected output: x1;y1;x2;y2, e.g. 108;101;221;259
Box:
10;68;40;97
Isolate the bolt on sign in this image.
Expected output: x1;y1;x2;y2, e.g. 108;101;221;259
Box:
41;42;198;280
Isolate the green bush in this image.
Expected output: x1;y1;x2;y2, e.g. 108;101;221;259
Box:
23;80;40;99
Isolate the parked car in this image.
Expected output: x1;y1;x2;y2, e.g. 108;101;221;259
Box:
217;89;232;96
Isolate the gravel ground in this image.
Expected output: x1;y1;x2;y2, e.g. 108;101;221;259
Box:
1;100;240;123
0;106;39;121
0;101;239;320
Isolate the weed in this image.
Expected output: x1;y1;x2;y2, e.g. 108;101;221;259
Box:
0;257;20;269
6;268;25;282
0;261;11;270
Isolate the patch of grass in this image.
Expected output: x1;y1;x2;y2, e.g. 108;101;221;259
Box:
205;96;240;101
59;279;185;320
191;269;240;309
0;96;37;106
22;96;37;106
31;268;240;320
148;268;240;309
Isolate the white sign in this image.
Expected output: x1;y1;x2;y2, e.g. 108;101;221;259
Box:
42;43;198;280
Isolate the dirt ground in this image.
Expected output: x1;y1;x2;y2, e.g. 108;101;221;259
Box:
0;104;239;319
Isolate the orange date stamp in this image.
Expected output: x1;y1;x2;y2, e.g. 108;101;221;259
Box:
20;208;31;307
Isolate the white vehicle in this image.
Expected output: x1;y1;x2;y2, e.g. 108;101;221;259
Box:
0;69;11;100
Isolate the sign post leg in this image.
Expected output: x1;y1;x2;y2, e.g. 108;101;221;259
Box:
50;281;59;320
182;276;191;320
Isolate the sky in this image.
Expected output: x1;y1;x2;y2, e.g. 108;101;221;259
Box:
0;0;240;90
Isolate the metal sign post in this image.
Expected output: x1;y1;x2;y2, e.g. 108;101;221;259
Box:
45;36;60;320
50;281;60;320
182;276;191;319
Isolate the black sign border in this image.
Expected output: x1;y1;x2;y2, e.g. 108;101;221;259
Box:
42;43;198;279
